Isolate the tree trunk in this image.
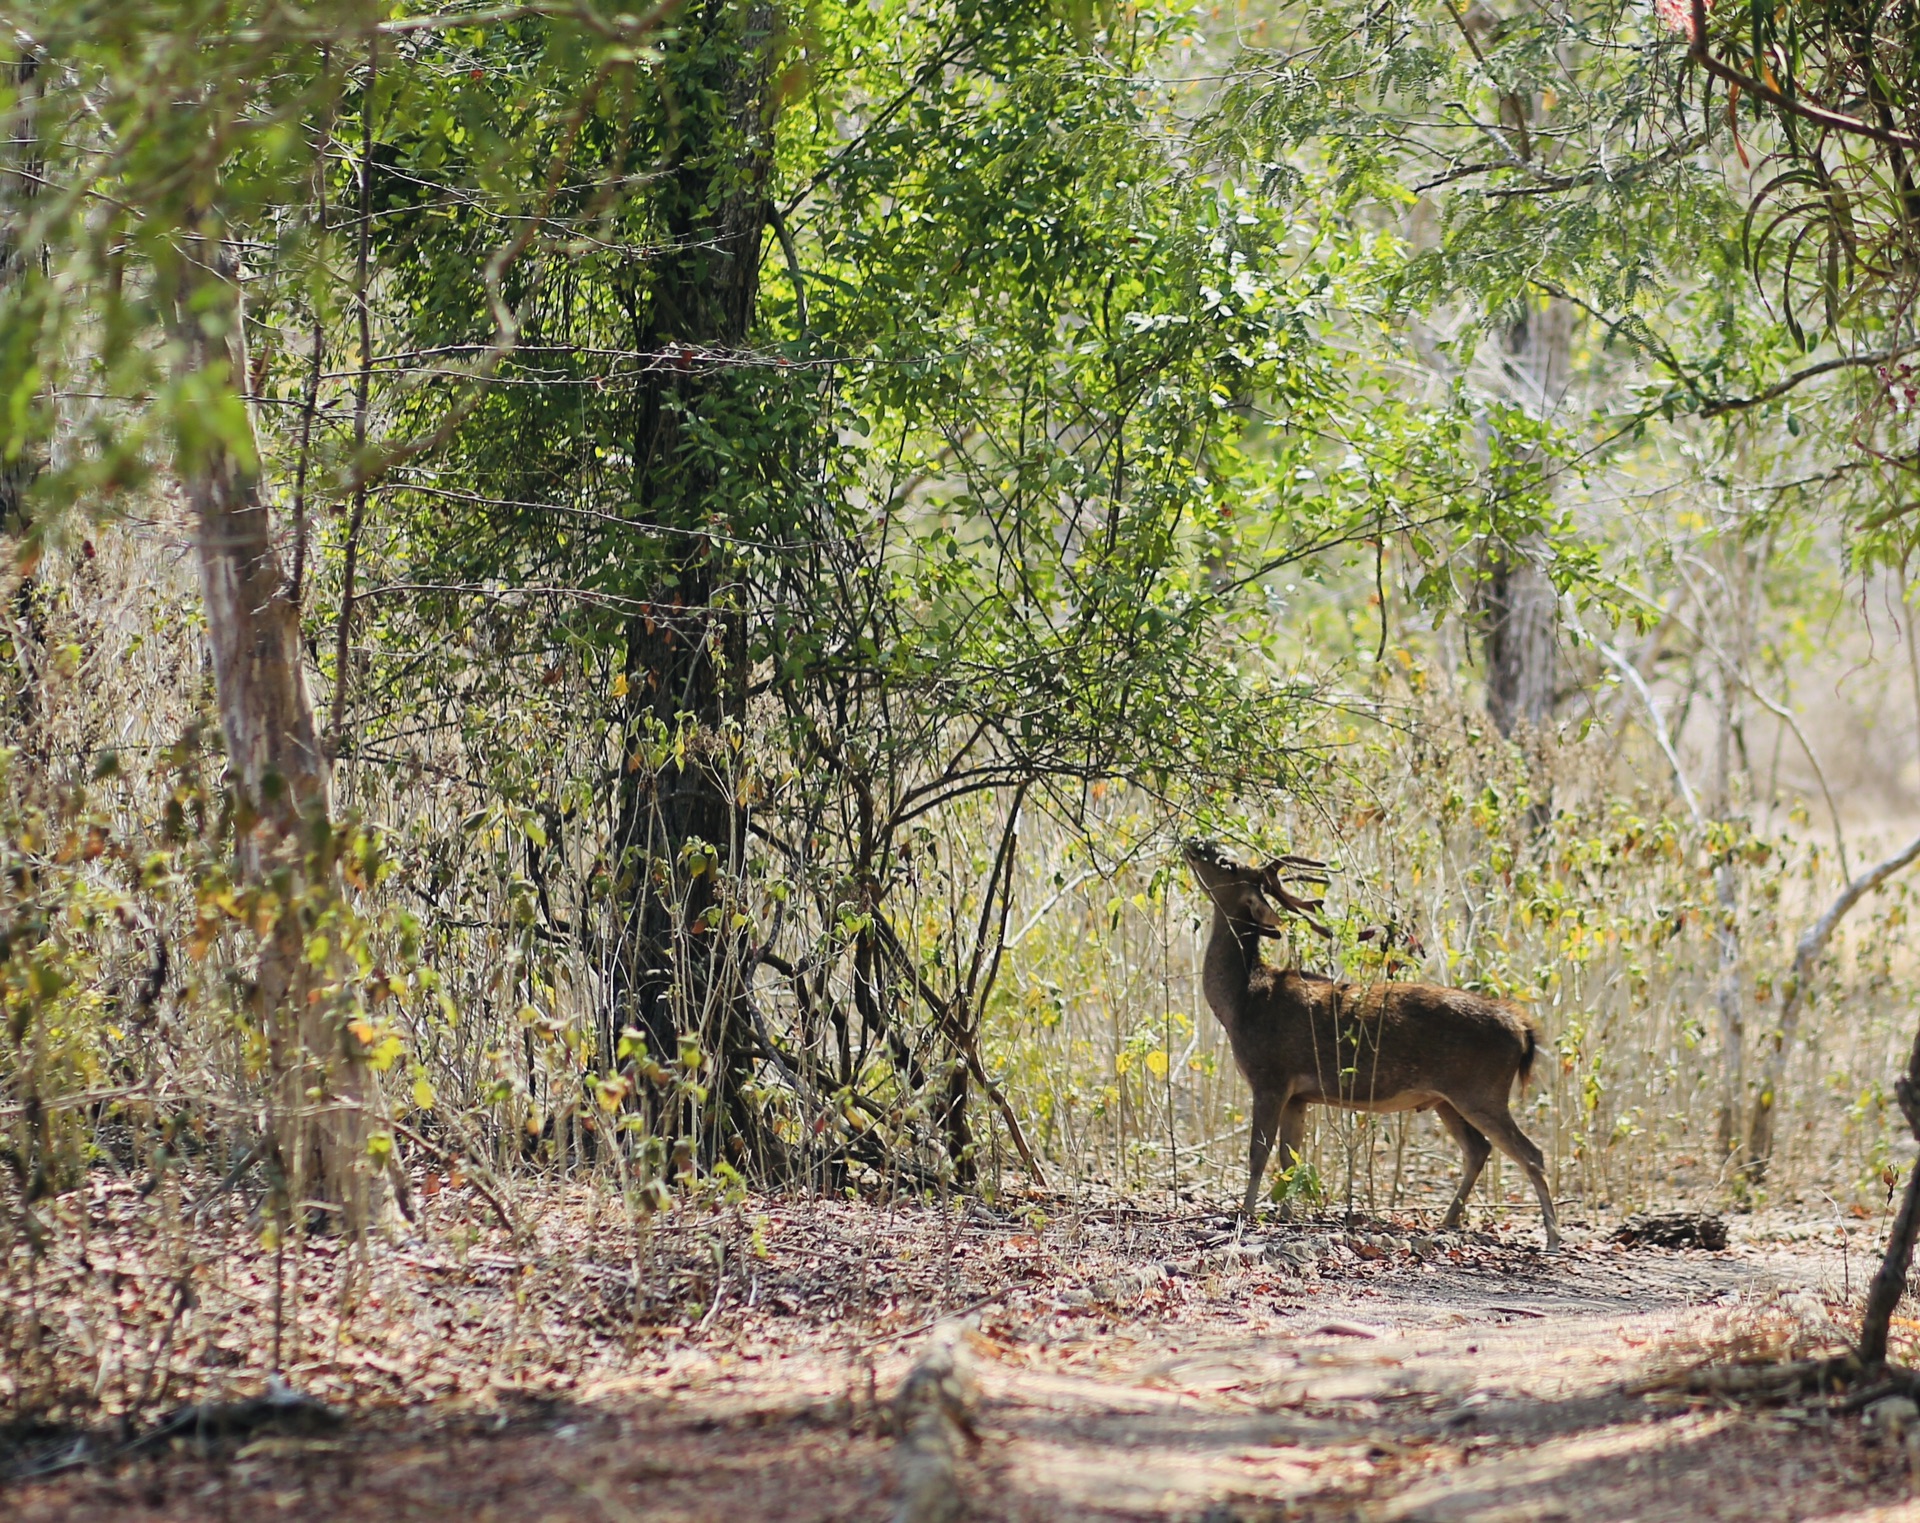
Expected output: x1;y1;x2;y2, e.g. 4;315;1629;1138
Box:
1482;545;1557;736
612;0;782;1168
1858;1028;1920;1366
2;54;44;745
1711;858;1745;1164
935;1060;973;1187
0;52;41;534
1704;649;1749;1169
170;228;377;1234
1483;298;1568;738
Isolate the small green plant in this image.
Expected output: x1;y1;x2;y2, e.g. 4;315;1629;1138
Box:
1270;1159;1327;1210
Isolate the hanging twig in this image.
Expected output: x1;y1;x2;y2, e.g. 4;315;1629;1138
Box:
1589;632;1703;825
1734;676;1850;881
767;200;808;336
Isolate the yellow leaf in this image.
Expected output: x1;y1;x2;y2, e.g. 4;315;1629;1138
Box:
1145;1050;1169;1079
611;671;629;698
412;1077;436;1110
595;1074;630;1111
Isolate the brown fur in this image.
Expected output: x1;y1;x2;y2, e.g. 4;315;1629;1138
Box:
1183;841;1560;1247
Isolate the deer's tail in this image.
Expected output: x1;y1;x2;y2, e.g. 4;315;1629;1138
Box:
1514;1007;1542;1090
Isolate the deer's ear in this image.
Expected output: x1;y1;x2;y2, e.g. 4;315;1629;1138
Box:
1242;890;1288;936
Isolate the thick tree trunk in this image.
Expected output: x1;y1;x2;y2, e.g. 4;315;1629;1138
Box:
170;230;377;1234
1482;546;1557;735
612;0;781;1167
1483;299;1569;738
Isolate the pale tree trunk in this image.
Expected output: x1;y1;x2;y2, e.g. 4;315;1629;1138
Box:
1464;21;1564;738
1711;870;1744;1162
170;228;378;1235
1707;648;1748;1168
1483;298;1568;739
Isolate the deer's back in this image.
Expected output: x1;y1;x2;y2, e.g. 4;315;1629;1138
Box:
1235;969;1538;1104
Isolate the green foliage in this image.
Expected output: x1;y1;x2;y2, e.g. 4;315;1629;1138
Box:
1270;1158;1326;1209
7;0;1919;1248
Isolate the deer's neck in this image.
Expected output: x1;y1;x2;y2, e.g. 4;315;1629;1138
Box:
1201;903;1264;1033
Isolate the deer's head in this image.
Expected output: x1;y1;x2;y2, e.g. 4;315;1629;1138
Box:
1181;839;1332;941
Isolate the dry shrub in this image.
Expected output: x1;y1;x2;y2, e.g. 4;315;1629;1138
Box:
7;523;1920;1435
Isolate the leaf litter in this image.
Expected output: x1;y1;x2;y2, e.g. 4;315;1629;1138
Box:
5;1175;1917;1521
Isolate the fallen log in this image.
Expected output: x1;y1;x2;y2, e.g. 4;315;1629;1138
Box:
1612;1212;1729;1250
891;1324;979;1523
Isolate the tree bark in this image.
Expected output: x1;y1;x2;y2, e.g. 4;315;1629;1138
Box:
612;0;782;1167
1703;636;1750;1169
170;226;377;1234
1858;1028;1920;1366
1711;856;1745;1164
1482;544;1557;735
1482;299;1569;738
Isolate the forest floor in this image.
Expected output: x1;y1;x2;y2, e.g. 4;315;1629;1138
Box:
5;1177;1919;1521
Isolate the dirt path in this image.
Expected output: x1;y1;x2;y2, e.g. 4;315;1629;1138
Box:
969;1231;1869;1522
8;1199;1916;1522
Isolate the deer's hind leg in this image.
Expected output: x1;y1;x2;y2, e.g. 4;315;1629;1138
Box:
1453;1097;1561;1249
1263;1097;1310;1218
1276;1098;1307;1173
1434;1100;1491;1231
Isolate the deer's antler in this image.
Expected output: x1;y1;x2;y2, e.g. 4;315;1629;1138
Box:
1258;863;1334;940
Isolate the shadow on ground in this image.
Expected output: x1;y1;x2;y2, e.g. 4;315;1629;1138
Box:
7;1212;1913;1522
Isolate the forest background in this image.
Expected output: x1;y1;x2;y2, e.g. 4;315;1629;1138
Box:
9;0;1920;1430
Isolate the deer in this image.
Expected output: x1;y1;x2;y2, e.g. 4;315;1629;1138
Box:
1183;839;1560;1248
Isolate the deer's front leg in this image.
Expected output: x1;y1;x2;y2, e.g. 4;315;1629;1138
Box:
1243;1090;1284;1217
1277;1098;1307;1177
